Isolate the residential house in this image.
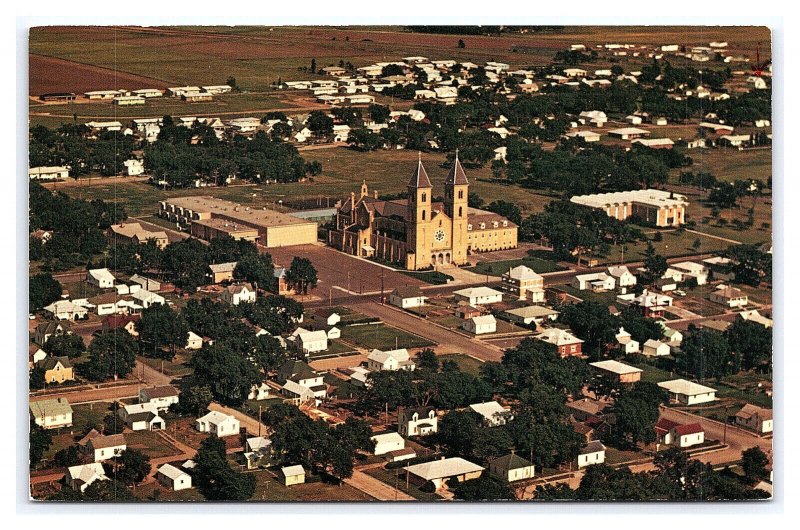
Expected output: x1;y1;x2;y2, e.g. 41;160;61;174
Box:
281;465;306;486
735;404;773;434
455;304;482;320
577;441;606;468
489;454;535;483
248;382;271;401
186;331;203;350
28;344;47;369
67;463;109;492
273;267;293;295
710;285;749;308
469;401;511;427
367;348;415;371
313;308;341;330
109;223;168;249
196;411;240;437
131;289;166;309
371;432;405;456
34;321;71;346
209;262;238;284
29;166;69;180
405;457;484;489
389;286;428;309
129;274;162;292
102;314;140;337
139;386;180;411
222;283;256;305
629;290;673;318
30;398;73;429
607;266;637;288
87;434;127;462
643;339;671;357
463;315;497;335
37;357;74;384
655;418;705;448
288;327;328;354
501;265;545;302
503;306;559;327
574;273;616;292
119;402;165;431
564;130;601;142
398;407;438;437
739;310;773;328
43;300;89;321
658;379;717;405
87;268;116;289
590;360;642;384
535;328;584;357
615;327;640;354
277;360;327;402
156;463;193;491
453;287;504;306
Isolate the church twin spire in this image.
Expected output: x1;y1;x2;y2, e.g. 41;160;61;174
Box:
408;151;468;189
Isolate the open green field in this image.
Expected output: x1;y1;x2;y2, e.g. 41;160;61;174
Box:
30;91;300;121
250;469;374;501
674;148;773;184
125;430;183;459
467;255;567;276
340;323;435;351
598;229;735;265
437;354;485;377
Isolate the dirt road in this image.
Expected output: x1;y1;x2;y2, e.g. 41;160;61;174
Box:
344;470;415;501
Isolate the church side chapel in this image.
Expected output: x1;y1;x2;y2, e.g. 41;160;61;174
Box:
328;155;519;270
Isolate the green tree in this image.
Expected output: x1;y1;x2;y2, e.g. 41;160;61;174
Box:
196;435;256;501
307;111;334;138
234;253;276;292
609;382;667;448
116;448;152;485
29;417;52;469
642;241;668;283
137;304;190;360
29;273;62;312
29;365;46;390
286;257;318;294
191;343;261;406
675;328;733;380
741;447;770;484
176;384;214;416
725;319;772;371
53;446;82;468
80;330;139;382
454;475;515;500
457;39;466;49
162;238;210;290
103;413;125;435
45;333;86;358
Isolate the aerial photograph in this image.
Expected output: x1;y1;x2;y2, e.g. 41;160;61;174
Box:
27;25;773;502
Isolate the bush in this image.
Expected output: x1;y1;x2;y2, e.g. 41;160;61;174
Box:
420;481;437;493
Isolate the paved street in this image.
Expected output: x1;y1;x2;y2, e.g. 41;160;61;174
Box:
352;301;505;362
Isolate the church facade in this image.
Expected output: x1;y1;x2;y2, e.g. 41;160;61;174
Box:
327;156;518;271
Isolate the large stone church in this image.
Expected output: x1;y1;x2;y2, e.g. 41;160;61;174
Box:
327;156;518;271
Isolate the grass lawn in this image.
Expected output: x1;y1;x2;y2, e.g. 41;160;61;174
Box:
133;481;205;502
674;148;772;184
467;255;567;276
558;284;619;307
401;270;454;285
139;355;193;377
308;339;358;359
250;469;374;502
599;230;733;265
625;359;676;384
239;397;285;421
124;430;183;459
437;354;485;377
605;446;648;465
341;323;435;351
72;403;113;433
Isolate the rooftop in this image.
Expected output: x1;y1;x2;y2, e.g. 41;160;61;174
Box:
658;379;717;396
571;189;688;209
405;457;484;481
590;360;643;376
163;196;315;228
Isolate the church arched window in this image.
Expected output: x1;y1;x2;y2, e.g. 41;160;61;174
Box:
458;206;463;217
458;190;464;199
422;211;426;221
422;193;427;202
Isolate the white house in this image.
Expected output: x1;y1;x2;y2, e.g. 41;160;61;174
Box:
371;432;405;456
710;286;749;308
156;463;193;491
248;382;271;401
615;328;640;354
313;309;341;329
405;458;484;489
87;268;116;289
662;326;683;347
222;283;256;305
288;328;328;354
577;441;606;468
389;285;428;309
735;404;773;434
469;401;511;426
196;411;241;437
30;398;73;429
607;266;637;288
453;286;503;307
642;339;671;357
123;159;145;176
739;310;773;328
119;402;165;431
463;315;497;335
67;463;109;492
29;166;69;180
278;360;327;402
398;407;438;437
367;348;415;371
139;386;180;411
658;379;717;405
281;465;306;486
655;418;705;448
489;454;535;483
44;300;89;321
574;273;616;292
565;130;601;142
87;434;127;462
131;289;166;309
503;305;559;327
186;331;203;350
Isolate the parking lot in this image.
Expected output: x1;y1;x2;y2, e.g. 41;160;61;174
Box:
264;244;425;302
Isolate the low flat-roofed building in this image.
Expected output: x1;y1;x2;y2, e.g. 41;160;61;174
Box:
405;457;484;489
453;286;503;306
710;286;749;308
571;189;688;227
159;196;317;248
503;305;559;326
608;127;651;140
590;360;642;383
658;379;717;405
29;166;69;180
633;138;675;149
113;95;145;106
